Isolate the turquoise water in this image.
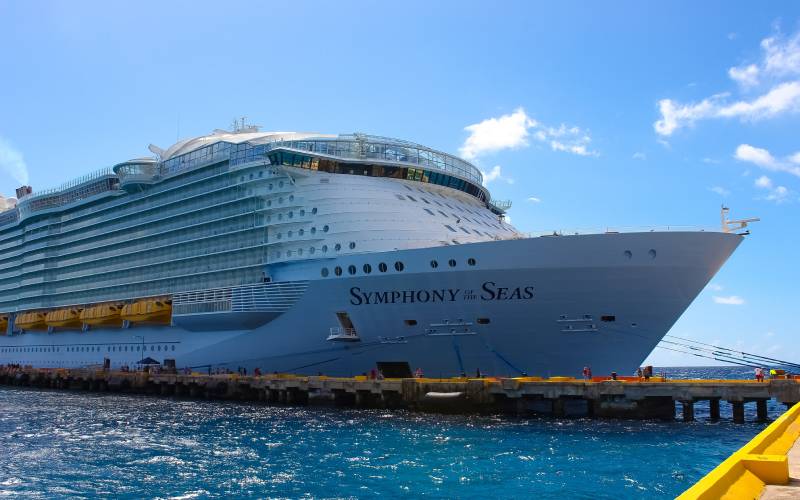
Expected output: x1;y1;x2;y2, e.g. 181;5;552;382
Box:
0;367;786;499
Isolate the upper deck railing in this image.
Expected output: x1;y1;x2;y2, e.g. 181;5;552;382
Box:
264;134;483;184
517;225;718;238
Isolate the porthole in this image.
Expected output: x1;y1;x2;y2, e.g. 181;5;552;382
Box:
289;195;294;202
287;250;293;257
322;245;328;253
279;181;284;188
448;259;457;267
299;229;305;236
310;247;316;254
321;268;329;277
335;243;342;251
430;260;438;268
477;318;491;324
298;248;303;256
467;258;476;266
334;266;343;276
288;230;293;238
348;265;357;275
278;213;283;220
288;211;294;218
269;183;274;190
323;225;329;232
277;233;282;239
648;249;657;259
363;264;372;274
624;250;632;259
394;261;404;272
378;262;388;273
300;209;306;216
267;200;272;207
279;197;284;204
311;227;317;234
349;242;356;249
171;345;175;351
404;319;418;326
312;208;318;214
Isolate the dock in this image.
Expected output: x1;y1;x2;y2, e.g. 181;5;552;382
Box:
678;401;800;499
2;367;799;422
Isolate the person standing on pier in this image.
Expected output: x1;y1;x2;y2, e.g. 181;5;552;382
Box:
755;367;764;382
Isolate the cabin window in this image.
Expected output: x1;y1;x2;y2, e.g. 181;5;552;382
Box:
349;242;356;249
321;268;329;277
430;260;438;268
448;259;457;267
394;261;404;272
601;315;616;322
348;265;357;275
363;264;372;274
468;258;476;266
378;262;388;272
334;266;343;276
405;320;418;326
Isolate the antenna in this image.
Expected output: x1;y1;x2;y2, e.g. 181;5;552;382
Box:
721;205;759;235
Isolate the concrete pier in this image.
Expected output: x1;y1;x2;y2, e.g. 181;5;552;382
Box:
1;367;798;422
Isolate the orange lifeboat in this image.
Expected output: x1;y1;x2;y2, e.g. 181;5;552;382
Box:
0;315;8;334
15;311;48;331
46;308;84;329
80;303;124;327
121;298;172;325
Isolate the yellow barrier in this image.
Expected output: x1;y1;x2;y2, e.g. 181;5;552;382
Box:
677;401;800;500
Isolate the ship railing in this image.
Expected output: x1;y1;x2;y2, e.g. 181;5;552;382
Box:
516;225;717;238
172;281;309;315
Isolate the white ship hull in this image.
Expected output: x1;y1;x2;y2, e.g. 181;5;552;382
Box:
0;231;742;377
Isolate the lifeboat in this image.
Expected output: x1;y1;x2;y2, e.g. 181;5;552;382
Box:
15;311;48;331
121;298;172;325
46;308;84;329
0;315;7;334
80;303;124;327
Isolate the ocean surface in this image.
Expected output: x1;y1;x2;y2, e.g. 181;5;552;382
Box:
0;366;787;499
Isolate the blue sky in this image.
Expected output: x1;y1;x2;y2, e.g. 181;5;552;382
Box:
1;1;799;366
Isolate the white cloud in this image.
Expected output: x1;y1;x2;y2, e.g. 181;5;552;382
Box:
632;152;646;160
762;30;800;76
713;295;745;305
766;185;789;202
735;144;800;177
0;195;17;211
755;175;773;189
0;136;29;185
754;174;790;202
480;165;514;186
709;186;730;196
790;152;800;165
702;157;720;164
655;82;800;136
460;108;597;159
729;64;760;87
526;196;541;203
654;28;800;136
707;283;723;292
460;108;536;160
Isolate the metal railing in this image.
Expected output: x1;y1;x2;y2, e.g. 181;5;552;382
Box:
516;225;716;238
173;281;309;315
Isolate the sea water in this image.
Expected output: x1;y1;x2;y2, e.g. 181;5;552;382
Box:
0;367;785;499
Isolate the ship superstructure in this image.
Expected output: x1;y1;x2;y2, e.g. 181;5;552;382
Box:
0;125;743;376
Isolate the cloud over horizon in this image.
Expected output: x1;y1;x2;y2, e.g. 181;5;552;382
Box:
654;28;800;136
460;108;597;159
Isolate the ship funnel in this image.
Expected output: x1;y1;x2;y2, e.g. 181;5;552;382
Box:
15;185;32;199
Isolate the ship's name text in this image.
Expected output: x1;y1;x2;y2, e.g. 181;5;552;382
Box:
349;281;534;305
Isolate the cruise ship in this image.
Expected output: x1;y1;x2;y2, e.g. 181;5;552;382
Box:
0;124;744;377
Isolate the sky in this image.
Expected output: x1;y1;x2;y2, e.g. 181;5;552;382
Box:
0;1;799;366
